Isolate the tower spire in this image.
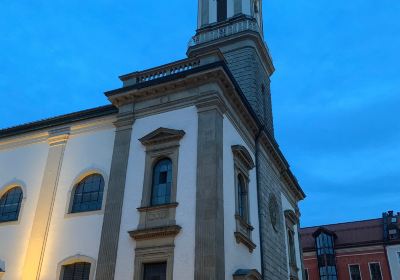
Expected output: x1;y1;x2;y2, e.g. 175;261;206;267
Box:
198;0;263;34
191;0;274;136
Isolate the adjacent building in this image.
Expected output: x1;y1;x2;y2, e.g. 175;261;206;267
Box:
0;0;306;280
300;211;400;280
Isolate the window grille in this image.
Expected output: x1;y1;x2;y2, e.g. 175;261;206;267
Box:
71;174;104;213
0;187;23;223
62;262;91;280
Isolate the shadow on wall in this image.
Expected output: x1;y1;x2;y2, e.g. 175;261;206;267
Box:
0;259;5;277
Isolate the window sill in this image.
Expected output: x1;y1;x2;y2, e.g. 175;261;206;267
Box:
0;219;20;227
137;202;179;212
234;231;256;253
65;209;104;219
235;214;254;231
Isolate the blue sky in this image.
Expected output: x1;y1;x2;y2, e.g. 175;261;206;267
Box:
0;0;399;227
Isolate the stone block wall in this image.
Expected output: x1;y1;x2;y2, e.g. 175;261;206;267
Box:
257;149;289;280
223;46;274;136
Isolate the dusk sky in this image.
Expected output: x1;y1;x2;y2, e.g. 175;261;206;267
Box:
1;0;399;227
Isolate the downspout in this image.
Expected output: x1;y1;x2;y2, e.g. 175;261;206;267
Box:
255;126;265;278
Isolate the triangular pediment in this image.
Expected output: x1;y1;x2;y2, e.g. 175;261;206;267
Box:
139;127;185;146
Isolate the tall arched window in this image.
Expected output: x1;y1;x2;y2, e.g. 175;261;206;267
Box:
0;187;23;223
61;262;91;280
151;158;172;206
71;174;104;213
237;174;248;221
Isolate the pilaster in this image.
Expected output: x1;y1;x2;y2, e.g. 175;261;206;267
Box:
194;95;225;280
95;112;134;280
22;127;70;280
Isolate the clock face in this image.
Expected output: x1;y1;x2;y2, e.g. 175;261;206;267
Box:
269;194;279;232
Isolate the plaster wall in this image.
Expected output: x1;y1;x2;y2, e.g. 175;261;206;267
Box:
387;244;400;279
114;106;198;280
0;142;49;279
223;117;262;278
38;127;116;279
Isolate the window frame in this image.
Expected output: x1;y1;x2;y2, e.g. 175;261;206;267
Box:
368;262;383;280
314;230;338;280
57;255;96;280
284;210;300;279
138;128;184;231
0;184;25;225
66;172;107;216
133;246;174;280
143;262;167;280
150;158;173;206
231;145;256;253
348;263;362;280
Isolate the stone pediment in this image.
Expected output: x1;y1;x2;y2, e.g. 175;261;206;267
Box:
233;269;262;280
232;145;255;170
139;127;185;146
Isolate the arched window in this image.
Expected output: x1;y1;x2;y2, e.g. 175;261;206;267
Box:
0;187;23;223
151;158;172;206
61;262;91;280
71;174;104;213
237;174;248;221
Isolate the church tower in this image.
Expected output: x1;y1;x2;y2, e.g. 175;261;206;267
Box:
189;0;274;136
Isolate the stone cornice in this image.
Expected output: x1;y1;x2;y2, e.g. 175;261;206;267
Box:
47;128;70;146
0;105;117;139
107;58;304;201
0;109;116;150
129;225;182;241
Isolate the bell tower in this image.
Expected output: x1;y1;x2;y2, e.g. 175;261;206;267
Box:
190;0;274;136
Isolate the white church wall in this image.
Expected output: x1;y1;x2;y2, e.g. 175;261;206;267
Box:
114;106;198;280
281;193;303;280
223;117;262;279
38;127;116;279
387;244;400;280
0;142;49;279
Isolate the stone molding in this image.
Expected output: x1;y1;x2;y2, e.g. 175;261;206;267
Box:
133;245;175;280
232;144;255;251
232;145;255;170
57;255;97;280
234;230;256;253
233;269;262;280
47;127;70;146
137;127;184;231
284;210;299;228
139;127;185;147
129;225;182;241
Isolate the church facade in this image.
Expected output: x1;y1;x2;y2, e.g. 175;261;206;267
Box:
0;0;305;279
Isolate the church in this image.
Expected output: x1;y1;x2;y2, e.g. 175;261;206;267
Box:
0;0;305;279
